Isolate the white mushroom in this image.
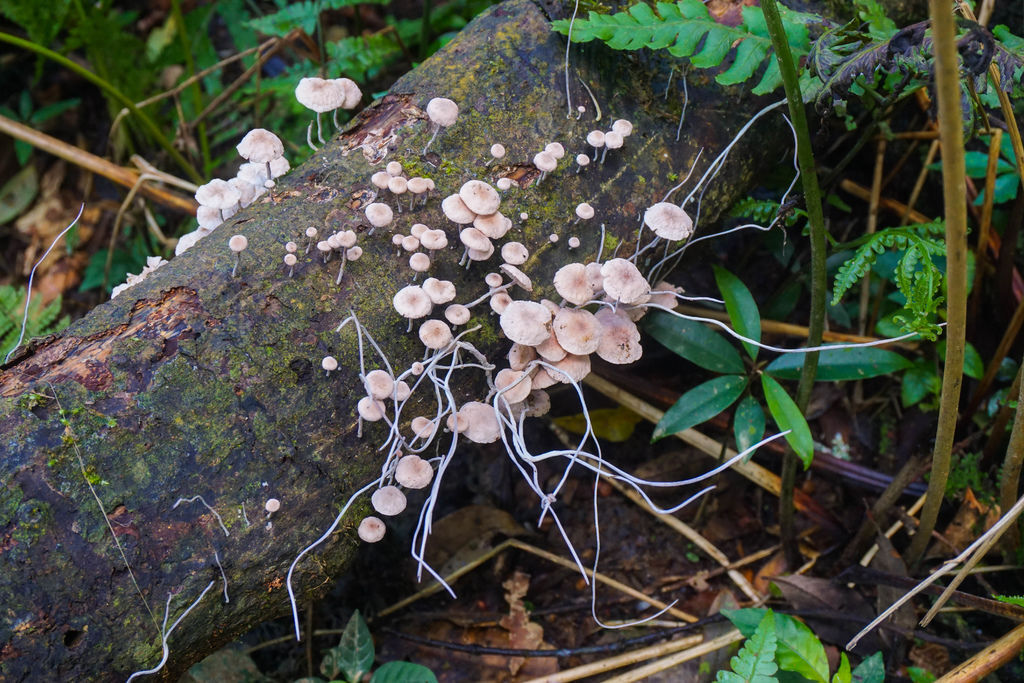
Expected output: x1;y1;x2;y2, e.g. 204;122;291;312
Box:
495;369;532;404
553;263;594;306
372;486;407;516
459;180;500;215
236;129;284;187
423;97;458;154
600;258;650;304
644;202;693;241
358;516;386;542
594;308;643;364
442;193;477;225
501;242;529;266
419;319;453;350
365;369;395;400
395;455;433;489
499;301;552;346
552;308;601;355
457;401;501;443
294;77;345;147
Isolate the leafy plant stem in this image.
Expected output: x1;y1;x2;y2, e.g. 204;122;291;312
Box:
999;353;1024;552
0;30;203;184
904;0;969;568
170;0;211;177
761;0;827;568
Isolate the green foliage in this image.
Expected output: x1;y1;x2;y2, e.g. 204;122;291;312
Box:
906;667;937;683
0;91;81;166
944;452;991;501
831;221;947;340
764;345;912;380
311;610;437;683
993;595;1024;608
720;608;885;683
963;132;1020;206
0;286;71;360
716;610;778;683
0;0;71;47
761;374;813;467
900;341;982;409
551;1;816;94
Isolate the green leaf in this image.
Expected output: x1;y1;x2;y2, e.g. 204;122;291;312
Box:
0;0;71;46
906;667;937;683
714;266;761;360
733;395;766;456
850;652;885;683
832;653;851;683
653;375;747;441
552;407;643;442
764;345;911;380
761;376;814;467
644;310;745;374
722;609;829;683
716;610;778;683
247;2;320;37
321;610;374;683
0;165;39;226
371;661;438;683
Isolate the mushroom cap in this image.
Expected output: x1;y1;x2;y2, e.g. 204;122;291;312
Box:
268;156;290;179
195;179;241;210
426;97;459;127
534;334;567;362
544;142;565;159
444;304;471;325
499;301;552;346
495;368;533;404
358;516;386;542
365;202;394;228
533;151;557;172
347;246;363;260
265;498;281;513
467;242;495;261
229;234;248;252
604;131;624;149
586;130;605;147
501;242;529;265
568;236;581;248
365;369;395;400
393;285;433;319
197;205;223;230
473;211;509;239
410;362;424;375
595;308;643;364
395;380;412;402
386;160;403;176
489;291;512;314
237;128;284;164
600;258;650;304
459;227;491;252
422;277;456;304
496;177;513;191
409;252;431;272
418;319;453;349
575;202;595;220
508;343;537;370
552;307;601;355
407;177;431;194
338;230;357;248
388;176;408;194
401;235;420;252
284;253;297;266
530;367;558;390
549;233;560;243
371;171;391;189
490;143;506;158
420;229;448;251
611;119;634;136
395;454;433;489
648;281;682;309
457;401;501;443
553;263;594;306
484;272;503;289
357;396;387;421
285;241;298;253
294;77;345;112
459;180;501;215
334;77;362;109
371;486;407;516
524;389;551;417
584;262;604;290
644;202;693;241
442;194;477;224
410;223;428;238
575;153;590;167
410;415;437;439
499;263;533;292
321;355;339;371
228;177;257;208
175;230;204;256
549;353;592;384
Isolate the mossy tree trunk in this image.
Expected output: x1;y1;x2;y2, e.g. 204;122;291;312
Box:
0;0;791;679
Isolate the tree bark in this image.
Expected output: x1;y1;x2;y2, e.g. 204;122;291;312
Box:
0;0;788;679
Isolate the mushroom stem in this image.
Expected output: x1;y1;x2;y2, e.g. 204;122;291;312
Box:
422;124;440;156
306;122;318;151
536;171;546;186
336;254;348;285
600;147;609;164
332;108;341;130
231;253;241;278
316;112;325;144
289;264;295;277
409;195;416;212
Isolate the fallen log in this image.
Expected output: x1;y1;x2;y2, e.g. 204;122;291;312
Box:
0;0;791;678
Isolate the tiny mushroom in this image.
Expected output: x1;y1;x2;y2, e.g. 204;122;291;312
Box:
410;416;437;440
553;263;594;306
552;308;601;355
386;160;403;176
228;234;248;277
499;301;552;346
195;179;241;221
357;396;387;422
264;498;281;515
442;193;477;225
395;454;433;489
294;77;345;147
544;142;565;159
459;180;501;216
495;368;532;404
321;355;339;374
600;258;650;304
486;143;506;166
419;319;453;350
407;177;431;209
601;131;624;163
236;129;284;187
499;263;533;292
423;277;456;304
365;369;395;400
445;304;471;325
457;401;501;443
595;308;643;364
501;242;529;265
611;118;634;137
643;202;694;241
568;236;581;249
574;202;595;223
496;177;513;191
358;516;386;543
586;130;605;158
409;252;431;275
575;153;591;173
284;252;297;276
371;170;391;189
365;202;394;231
393;285;433;329
372;486;407;516
420;228;448;253
533;151;557;185
507;343;537;371
423;97;459;154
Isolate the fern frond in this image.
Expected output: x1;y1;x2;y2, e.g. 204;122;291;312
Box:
0;286;71;358
552;1;817;94
992;25;1024;97
716;610;779;683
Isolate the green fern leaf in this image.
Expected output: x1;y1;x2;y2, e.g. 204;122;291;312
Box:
716;610;779;682
552;1;815;92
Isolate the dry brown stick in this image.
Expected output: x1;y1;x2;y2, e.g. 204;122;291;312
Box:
936;622;1024;681
520;634;704;683
970;129;1003;322
599;629;745;683
899;139;940;225
0;113;197;215
859;138;887;336
601;475;762;602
